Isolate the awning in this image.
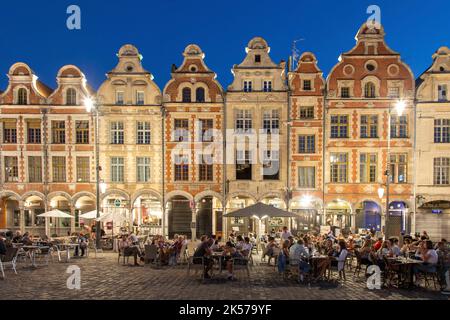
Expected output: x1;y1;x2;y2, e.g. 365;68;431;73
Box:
223;202;299;219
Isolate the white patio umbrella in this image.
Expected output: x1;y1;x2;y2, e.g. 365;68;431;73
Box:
96;211;127;238
79;210;105;220
37;209;74;236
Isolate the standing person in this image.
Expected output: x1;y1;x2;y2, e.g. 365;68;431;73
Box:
277;240;290;274
74;233;88;257
280;226;292;241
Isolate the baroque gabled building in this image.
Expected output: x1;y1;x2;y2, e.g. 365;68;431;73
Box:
97;44;163;235
162;44;224;239
225;37;288;236
288;52;325;234
415;46;450;241
0;62;95;235
326;23;415;236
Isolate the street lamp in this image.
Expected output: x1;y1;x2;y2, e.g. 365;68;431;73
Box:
85;96;102;250
385;99;406;238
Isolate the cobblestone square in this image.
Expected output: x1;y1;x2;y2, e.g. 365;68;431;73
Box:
1;252;447;300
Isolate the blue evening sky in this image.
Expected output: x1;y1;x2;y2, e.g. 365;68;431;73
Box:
0;0;449;91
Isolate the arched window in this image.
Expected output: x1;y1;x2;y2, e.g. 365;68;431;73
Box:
66;88;77;105
196;87;205;103
182;88;191;102
17;88;27;105
364;82;376;98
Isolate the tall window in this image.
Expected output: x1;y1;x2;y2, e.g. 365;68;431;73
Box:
434;119;450;143
174;119;189;142
364;82;376;98
390;115;408;138
4;156;18;182
236;150;252;180
52;121;66;144
360;153;377;183
330;153;348;183
3;121;17;143
243;81;252;92
255;54;261;63
52;156;66;182
111;157;124;182
298;135;315;153
330;115;348;138
28;156;42;183
76;157;90;182
341;87;350;98
389;154;407;183
298;167;315;188
438;85;448;101
17;88;27;105
27;120;41;144
75;120;89;144
263;81;272;92
262;110;279;134
196;88;205;102
199;154;213;181
110;121;124;144
174;154;189;181
262;150;279;180
303;80;312;91
137;121;151;144
66;88;77;105
360;115;378;138
434;157;450;185
136;91;145;105
299;106;314;119
136;157;151;182
235;110;252;133
116;91;124;105
182;88;191;102
199;119;213;142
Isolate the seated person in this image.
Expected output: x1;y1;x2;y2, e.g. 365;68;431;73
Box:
240;237;252;257
222;241;246;280
413;240;438;279
391;238;401;257
21;232;33;246
193;236;214;279
263;236;278;263
0;233;7;256
12;231;23;244
118;235;141;266
74;233;88;257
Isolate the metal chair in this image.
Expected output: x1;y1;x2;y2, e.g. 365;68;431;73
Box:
0;247;19;279
232;256;250;278
187;256;207;281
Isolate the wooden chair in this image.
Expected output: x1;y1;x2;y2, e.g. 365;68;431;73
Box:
353;250;371;278
0;247;19;279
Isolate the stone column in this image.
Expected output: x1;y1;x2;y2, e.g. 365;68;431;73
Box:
191;208;197;241
19;201;25;233
70;205;76;234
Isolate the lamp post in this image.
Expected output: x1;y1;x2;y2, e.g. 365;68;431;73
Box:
85;97;103;249
385;100;406;238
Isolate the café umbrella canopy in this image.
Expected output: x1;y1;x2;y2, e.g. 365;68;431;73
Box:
79;210;105;220
37;209;74;236
223;202;299;219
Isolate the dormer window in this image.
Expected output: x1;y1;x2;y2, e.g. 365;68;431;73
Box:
196;88;205;102
364;82;376;98
116;91;124;105
17;88;27;105
136;91;145;105
182;88;191;102
438;85;448;102
243;81;252;92
303;80;312;91
341;87;350;98
255;54;261;63
66;88;77;105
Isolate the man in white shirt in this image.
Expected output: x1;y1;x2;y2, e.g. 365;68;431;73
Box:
281;226;292;241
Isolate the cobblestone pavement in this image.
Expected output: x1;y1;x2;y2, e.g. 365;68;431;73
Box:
0;252;448;300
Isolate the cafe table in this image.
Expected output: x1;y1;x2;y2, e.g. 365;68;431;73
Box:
392;257;423;288
22;245;40;268
57;243;80;262
309;255;331;281
211;251;224;273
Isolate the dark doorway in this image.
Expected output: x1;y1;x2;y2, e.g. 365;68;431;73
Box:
168;196;192;238
197;197;212;237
